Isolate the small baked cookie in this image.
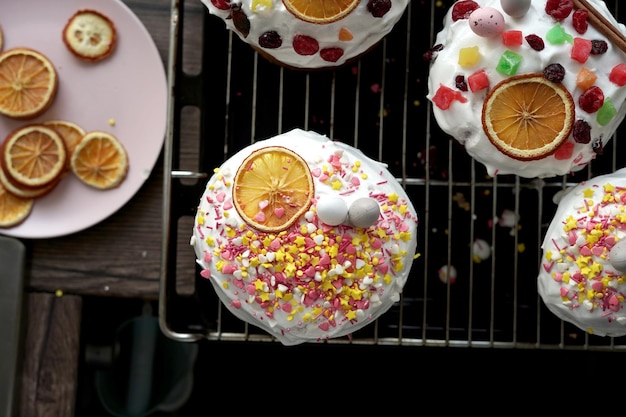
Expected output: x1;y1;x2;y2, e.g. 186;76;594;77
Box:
63;9;116;62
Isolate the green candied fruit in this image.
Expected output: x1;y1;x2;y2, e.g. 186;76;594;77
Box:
597;97;617;126
546;23;574;45
496;50;522;76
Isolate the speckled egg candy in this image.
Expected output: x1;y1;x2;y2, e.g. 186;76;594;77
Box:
500;0;531;18
609;239;626;272
469;7;505;37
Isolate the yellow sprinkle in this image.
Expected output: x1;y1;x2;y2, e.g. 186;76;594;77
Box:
108;118;116;126
55;289;63;297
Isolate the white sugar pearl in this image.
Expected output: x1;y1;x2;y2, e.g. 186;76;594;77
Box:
609;239;626;272
316;196;348;226
347;197;380;228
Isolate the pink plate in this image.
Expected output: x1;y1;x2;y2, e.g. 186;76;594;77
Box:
0;0;167;239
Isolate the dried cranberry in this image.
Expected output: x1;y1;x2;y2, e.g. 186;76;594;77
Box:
451;0;479;21
543;63;565;83
423;44;443;61
259;31;282;49
572;119;591;143
211;0;230;10
525;34;545;51
592;137;604;154
579;85;604;113
320;47;344;62
455;75;468;91
572;9;588;34
591;40;608;54
545;0;573;21
367;0;391;17
292;34;319;56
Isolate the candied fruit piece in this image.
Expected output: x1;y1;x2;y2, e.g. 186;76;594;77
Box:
496;50;522;76
573;119;591;144
338;28;353;41
576;67;597;90
293;34;319;56
572;9;588;34
525;34;545;51
320;48;344;62
259;31;282;49
571;37;592;63
452;0;479;21
468;69;489;92
553;141;575;160
211;0;231;10
545;0;574;21
597;98;616;126
502;30;523;47
458;46;481;68
432;85;467;110
544;63;565;83
609;63;626;86
367;0;391;17
546;24;573;44
251;0;273;12
579;85;604;113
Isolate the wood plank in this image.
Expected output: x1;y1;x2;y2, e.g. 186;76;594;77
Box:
19;293;82;417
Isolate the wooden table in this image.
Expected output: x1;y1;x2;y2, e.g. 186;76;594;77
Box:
12;1;183;415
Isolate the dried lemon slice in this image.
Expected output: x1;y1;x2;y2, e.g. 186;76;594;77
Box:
233;146;314;232
0;48;58;120
2;124;67;188
482;73;575;161
43;120;86;169
63;9;117;62
282;0;360;23
0;181;34;228
71;131;128;189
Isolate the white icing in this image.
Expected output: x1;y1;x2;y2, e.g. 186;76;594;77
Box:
201;0;409;69
538;168;626;337
191;129;419;345
427;0;626;178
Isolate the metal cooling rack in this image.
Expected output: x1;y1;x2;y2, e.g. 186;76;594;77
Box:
160;0;626;351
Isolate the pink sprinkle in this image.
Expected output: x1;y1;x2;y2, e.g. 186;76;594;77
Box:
554;272;563;282
246;284;256;295
259;200;269;209
543;262;554;272
318;322;330;331
378;264;389;274
568;231;577;245
221;249;233;261
592;246;604;256
350;177;360;186
254;211;266;222
609;294;620;311
222;264;237;274
311;167;322;177
274;207;285;218
223;201;233;210
233;280;244;289
204;252;212;263
231;300;242;309
319;254;331;266
579;246;592;256
200;269;211;279
591;281;604;291
216;192;226;202
560;287;569;297
281;303;292;313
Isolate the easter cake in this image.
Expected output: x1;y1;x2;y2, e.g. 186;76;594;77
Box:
426;0;626;178
538;168;626;337
201;0;410;70
190;129;419;345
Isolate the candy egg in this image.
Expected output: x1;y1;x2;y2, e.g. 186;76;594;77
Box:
500;0;531;18
438;265;457;284
609;239;626;272
316;196;348;226
347;197;381;228
469;7;505;37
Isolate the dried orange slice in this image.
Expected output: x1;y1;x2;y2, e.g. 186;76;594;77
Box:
282;0;360;23
2;124;67;189
233;146;314;233
71;131;128;189
0;25;3;52
0;181;33;228
0;47;58;120
63;9;117;62
0;163;60;199
482;73;575;161
43;120;85;169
